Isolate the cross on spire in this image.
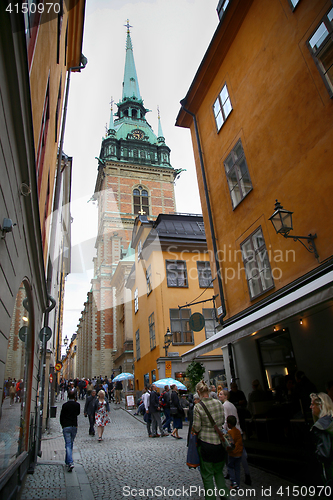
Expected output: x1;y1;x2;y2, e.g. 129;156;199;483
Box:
138;208;146;215
109;96;114;111
124;19;132;34
157;105;160;119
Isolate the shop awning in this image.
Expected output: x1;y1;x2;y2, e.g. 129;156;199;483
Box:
182;269;333;362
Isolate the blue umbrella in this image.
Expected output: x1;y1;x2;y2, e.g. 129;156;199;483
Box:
113;372;134;382
154;377;187;391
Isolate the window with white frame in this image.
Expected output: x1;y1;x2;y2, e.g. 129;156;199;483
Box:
203;308;219;339
134;288;139;313
308;7;333;96
149;312;155;350
146;265;152;295
197;261;214;288
135;329;140;360
224;140;252;209
166;260;188;287
213;83;232;132
241;227;274;300
170;308;193;344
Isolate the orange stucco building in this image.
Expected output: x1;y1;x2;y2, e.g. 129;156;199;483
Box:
177;0;333;388
176;0;333;481
127;214;225;391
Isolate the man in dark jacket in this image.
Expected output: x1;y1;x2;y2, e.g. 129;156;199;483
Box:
115;380;123;404
161;385;172;434
84;389;97;435
149;384;168;437
60;390;80;472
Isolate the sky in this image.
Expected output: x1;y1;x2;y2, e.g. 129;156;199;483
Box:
61;0;219;344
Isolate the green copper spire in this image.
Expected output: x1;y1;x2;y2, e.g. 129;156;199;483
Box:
122;20;141;102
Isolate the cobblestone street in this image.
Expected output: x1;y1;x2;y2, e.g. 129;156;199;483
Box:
19;398;316;500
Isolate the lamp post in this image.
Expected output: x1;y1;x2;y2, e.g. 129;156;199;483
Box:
269;200;319;261
164;327;173;357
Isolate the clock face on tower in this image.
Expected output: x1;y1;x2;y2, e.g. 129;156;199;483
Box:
132;129;144;140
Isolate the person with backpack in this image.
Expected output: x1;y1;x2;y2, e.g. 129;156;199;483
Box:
160;385;172;434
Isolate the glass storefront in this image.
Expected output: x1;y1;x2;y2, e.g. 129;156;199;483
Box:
0;282;32;475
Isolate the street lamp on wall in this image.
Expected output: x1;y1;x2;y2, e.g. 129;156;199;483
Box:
164;327;173;357
63;335;68;346
269;200;319;261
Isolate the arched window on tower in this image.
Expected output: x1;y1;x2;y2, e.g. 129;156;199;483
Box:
133;186;149;215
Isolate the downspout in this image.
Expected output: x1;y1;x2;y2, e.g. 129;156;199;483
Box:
180;100;226;323
35;295;56;462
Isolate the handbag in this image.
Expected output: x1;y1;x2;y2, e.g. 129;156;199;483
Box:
170;406;178;415
199;401;235;451
186;433;200;469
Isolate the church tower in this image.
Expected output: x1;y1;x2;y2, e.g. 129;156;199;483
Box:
90;22;178;376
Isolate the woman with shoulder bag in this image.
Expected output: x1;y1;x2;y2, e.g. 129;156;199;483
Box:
192;381;229;499
170;384;184;439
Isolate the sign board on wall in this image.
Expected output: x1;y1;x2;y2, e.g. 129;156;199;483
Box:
165;360;172;378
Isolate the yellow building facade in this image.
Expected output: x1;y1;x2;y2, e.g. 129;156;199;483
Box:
127;214;225;391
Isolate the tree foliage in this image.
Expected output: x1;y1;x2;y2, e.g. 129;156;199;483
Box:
185;361;205;392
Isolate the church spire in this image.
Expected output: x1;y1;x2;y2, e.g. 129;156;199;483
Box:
122;20;141;102
157;105;165;143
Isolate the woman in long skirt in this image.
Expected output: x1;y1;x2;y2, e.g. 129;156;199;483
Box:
95;390;110;441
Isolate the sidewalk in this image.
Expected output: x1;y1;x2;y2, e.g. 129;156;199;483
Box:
19;400;94;500
19;398;304;500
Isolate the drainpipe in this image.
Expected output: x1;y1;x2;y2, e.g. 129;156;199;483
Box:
180;100;226;323
35;295;56;462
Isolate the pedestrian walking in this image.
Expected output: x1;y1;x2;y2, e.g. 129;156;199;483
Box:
219;389;252;486
142;386;152;437
95;390;110;441
60;390;80;472
192;380;229;500
115;379;122;404
170;384;184;439
160;385;172;434
84;389;97;435
226;415;243;490
149;384;168;437
9;382;15;406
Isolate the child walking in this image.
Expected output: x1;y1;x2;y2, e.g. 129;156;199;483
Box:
226;415;243;490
